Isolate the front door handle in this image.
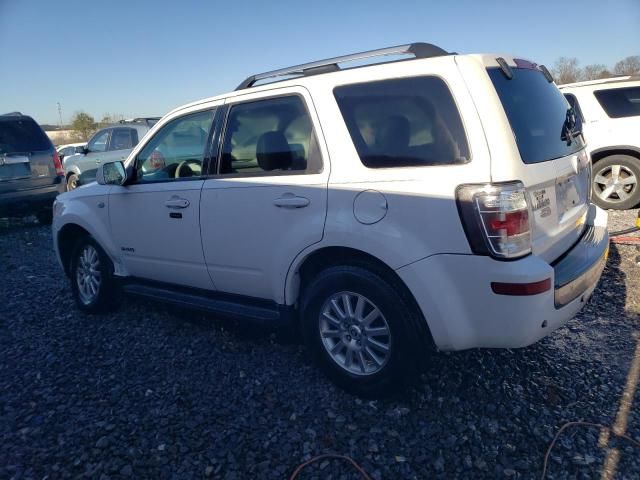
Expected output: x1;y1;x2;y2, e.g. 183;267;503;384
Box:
165;197;190;209
273;193;310;209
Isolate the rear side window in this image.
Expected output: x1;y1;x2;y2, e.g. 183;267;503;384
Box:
488;68;584;164
220;95;322;175
0;117;52;154
334;77;470;168
594;87;640;118
109;127;138;151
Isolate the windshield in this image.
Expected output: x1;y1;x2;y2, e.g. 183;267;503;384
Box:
487;67;584;164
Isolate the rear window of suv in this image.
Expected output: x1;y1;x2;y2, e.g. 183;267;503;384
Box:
594;86;640;118
334;77;470;168
488;67;584;164
0;116;52;154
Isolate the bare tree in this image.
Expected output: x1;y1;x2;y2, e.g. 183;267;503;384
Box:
581;64;611;81
552;57;582;84
613;55;640;76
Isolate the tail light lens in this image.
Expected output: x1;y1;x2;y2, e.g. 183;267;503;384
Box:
53;150;64;177
456;182;532;259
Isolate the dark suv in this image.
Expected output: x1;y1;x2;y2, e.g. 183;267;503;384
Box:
0;112;65;223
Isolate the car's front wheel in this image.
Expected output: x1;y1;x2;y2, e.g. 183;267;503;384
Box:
66;173;79;191
301;265;424;397
592;155;640;210
70;236;118;313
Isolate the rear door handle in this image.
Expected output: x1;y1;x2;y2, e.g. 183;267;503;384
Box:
273;194;310;209
165;197;190;209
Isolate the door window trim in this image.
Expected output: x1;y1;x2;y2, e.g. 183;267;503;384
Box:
207;92;324;178
129;107;218;185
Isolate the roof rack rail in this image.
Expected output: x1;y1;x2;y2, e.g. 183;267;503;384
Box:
1;111;23;116
236;42;450;90
119;117;161;125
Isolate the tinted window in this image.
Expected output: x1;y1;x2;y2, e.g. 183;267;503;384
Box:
109;128;138;151
136;110;214;182
488;68;584;164
0;117;52;154
220;96;321;175
594;87;640;118
333;77;469;168
88;130;110;153
563;93;584;122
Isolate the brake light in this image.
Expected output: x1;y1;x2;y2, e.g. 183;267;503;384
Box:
53;150;64;177
456;182;532;259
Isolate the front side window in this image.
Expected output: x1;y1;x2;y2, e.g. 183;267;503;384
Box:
109;128;138;151
135;110;214;183
594;86;640;118
219;95;321;175
488;68;585;164
88;129;110;153
334;76;470;168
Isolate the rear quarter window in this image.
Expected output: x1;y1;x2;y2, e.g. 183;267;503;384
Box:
333;76;470;168
594;86;640;118
0;117;52;154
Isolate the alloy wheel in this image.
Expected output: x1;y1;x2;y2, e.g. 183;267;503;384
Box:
318;291;392;376
593;164;637;204
76;244;102;305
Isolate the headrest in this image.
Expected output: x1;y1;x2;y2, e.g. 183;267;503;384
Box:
375;115;411;152
256;131;292;171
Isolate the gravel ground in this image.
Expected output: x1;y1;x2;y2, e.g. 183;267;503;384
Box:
1;211;639;480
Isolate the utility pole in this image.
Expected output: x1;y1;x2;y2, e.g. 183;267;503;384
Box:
57;102;63;128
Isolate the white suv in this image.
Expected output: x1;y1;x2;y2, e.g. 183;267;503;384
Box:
53;43;609;396
560;77;640;210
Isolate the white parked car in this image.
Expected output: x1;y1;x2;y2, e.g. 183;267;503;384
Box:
52;43;609;396
560;77;640;210
56;142;85;161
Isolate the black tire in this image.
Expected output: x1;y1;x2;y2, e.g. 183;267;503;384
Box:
591;155;640;210
66;173;79;191
69;236;119;313
300;265;425;397
36;208;53;225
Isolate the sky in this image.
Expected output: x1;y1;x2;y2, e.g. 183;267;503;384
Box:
1;0;638;125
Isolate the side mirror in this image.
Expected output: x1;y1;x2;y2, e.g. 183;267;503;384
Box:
97;161;127;186
81;147;89;155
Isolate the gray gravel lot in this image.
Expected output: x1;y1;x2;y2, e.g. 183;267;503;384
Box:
1;211;639;480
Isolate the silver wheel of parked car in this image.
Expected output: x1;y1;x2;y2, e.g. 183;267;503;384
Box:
593;164;637;205
75;244;102;305
66;173;79;191
319;291;392;376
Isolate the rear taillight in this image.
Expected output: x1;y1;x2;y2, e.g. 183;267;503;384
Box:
53;150;64;177
456;181;532;259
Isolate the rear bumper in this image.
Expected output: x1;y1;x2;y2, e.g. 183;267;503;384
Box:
0;179;65;214
397;203;608;351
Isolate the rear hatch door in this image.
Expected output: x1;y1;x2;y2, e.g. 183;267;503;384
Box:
486;62;590;263
0;116;56;195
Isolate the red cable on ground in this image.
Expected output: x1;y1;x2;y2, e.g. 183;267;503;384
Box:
289;454;373;480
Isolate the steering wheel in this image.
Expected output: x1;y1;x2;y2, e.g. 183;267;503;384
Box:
175;160;202;178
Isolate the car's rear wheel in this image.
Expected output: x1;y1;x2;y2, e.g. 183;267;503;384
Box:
591;155;640;210
70;236;118;313
66;173;79;191
300;265;423;397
